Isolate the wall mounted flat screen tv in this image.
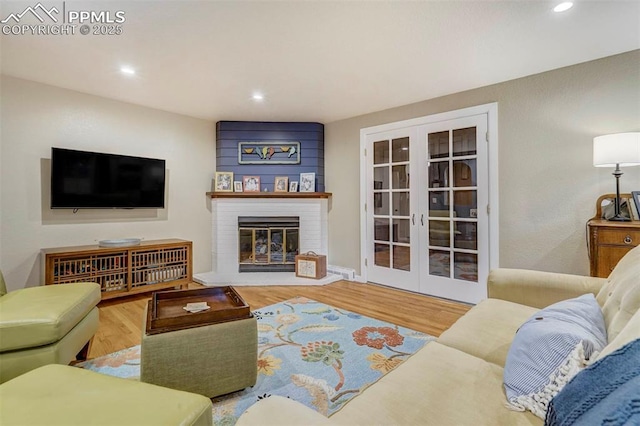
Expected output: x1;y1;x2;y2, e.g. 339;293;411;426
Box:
51;148;166;209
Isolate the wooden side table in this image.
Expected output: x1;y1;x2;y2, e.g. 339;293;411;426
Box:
588;219;640;277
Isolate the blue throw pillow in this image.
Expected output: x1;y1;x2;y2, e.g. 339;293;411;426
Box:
503;294;607;419
545;338;640;426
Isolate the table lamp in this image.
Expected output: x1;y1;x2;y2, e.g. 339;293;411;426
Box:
593;132;640;221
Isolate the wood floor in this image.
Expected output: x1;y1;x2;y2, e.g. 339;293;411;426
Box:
89;280;471;359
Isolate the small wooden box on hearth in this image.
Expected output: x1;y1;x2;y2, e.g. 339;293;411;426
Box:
295;252;327;279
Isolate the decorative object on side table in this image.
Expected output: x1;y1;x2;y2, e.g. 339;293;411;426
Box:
299;172;315;192
215;171;234;192
593;132;640;222
632;191;640;220
274;176;289;192
243;175;261;192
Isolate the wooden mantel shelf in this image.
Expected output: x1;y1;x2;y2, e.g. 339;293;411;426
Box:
207;192;332;199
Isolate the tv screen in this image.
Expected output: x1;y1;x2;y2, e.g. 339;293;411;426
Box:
51;148;166;209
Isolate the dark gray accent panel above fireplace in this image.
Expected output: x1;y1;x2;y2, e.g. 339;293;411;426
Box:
216;121;324;192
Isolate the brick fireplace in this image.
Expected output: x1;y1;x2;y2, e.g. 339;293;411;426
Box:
193;193;339;286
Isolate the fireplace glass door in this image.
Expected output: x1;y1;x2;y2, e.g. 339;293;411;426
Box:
238;216;300;272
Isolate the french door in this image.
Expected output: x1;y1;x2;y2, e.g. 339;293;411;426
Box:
363;107;495;304
365;127;420;293
416;115;488;303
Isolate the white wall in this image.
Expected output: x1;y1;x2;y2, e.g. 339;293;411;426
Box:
325;50;640;276
0;76;216;291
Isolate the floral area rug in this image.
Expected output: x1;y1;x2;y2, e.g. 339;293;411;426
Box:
77;297;434;425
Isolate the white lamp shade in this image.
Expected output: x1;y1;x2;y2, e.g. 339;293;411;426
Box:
593;132;640;167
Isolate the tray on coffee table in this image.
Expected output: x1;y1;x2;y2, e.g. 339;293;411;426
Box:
145;286;251;335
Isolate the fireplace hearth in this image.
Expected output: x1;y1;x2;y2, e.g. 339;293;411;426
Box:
238;216;300;272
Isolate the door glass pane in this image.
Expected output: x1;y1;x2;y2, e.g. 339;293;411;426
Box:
454;222;477;250
428;161;449;188
392;165;409;189
453;190;477;218
392;192;410;216
453;159;476;187
429;220;450;247
285;229;299;262
254;229;269;263
392;137;409;163
453;127;477;156
375;243;390;268
374;218;390;241
270;229;284;263
239;229;253;263
393;219;410;243
374;192;389;215
428;131;449;159
393;245;410;271
429;249;450;277
429;191;450;215
374;140;389;164
374;166;389;190
454;252;478;282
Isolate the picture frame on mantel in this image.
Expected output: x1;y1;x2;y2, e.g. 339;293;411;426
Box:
289;181;298;192
274;176;289;192
300;173;315;192
234;181;243;192
243;176;261;192
215;171;233;192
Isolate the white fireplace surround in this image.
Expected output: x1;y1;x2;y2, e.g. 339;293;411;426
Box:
194;197;340;286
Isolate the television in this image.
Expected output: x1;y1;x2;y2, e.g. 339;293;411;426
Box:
51;148;166;209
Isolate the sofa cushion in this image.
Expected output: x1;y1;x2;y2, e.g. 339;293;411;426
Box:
437;298;537;367
0;283;101;352
597;308;640;360
0;364;213;425
237;395;333;426
329;342;541;426
503;294;607;419
596;244;640;342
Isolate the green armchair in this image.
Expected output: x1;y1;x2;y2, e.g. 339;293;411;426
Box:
0;270;101;383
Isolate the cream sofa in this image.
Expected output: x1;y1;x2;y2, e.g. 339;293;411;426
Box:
237;245;640;425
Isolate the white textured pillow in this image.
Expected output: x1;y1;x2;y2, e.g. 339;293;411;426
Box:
503;294;607;418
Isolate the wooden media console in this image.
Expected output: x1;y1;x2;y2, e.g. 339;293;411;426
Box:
41;239;192;300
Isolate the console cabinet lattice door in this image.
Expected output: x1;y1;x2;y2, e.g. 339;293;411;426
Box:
42;239;192;300
364;112;491;304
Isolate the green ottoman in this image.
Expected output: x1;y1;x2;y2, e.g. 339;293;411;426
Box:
0;364;213;426
140;304;258;398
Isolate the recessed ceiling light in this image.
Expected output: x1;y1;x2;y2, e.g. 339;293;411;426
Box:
252;93;264;101
120;66;136;75
553;2;573;12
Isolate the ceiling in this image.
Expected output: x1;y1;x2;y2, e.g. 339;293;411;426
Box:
1;1;638;123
